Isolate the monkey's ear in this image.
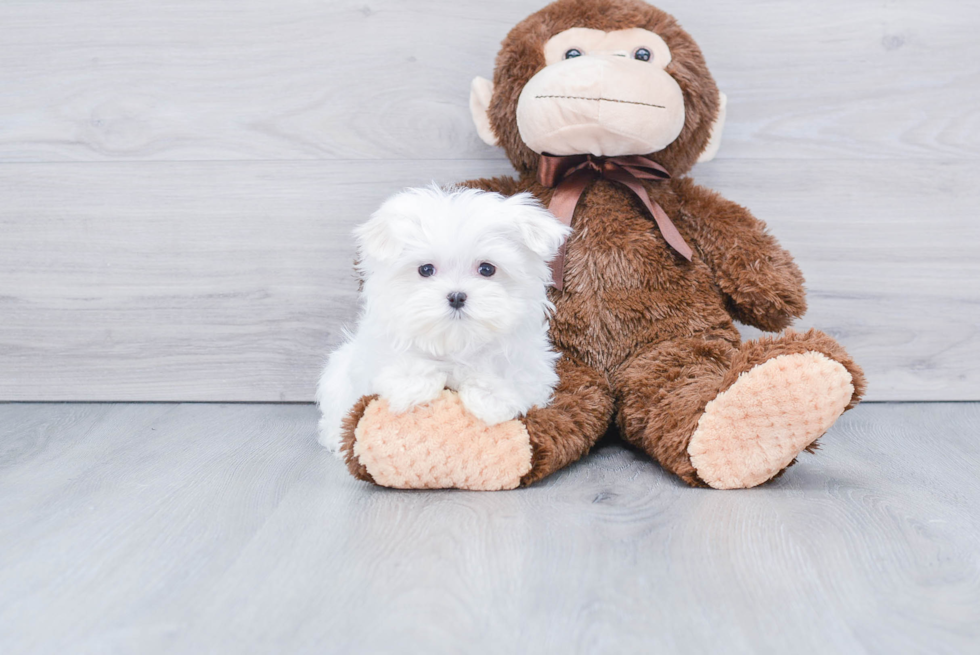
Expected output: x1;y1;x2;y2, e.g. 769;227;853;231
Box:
506;193;572;260
697;91;727;163
470;76;499;147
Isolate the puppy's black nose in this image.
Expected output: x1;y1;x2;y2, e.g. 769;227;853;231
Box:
447;291;467;309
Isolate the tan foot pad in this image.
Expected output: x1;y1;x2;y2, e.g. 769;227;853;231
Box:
688;352;854;490
352;390;532;491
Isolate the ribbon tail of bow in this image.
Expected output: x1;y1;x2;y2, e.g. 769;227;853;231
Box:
546;168;594;290
605;167;693;262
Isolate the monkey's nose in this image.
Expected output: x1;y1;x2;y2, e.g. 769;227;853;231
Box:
447;291;467;310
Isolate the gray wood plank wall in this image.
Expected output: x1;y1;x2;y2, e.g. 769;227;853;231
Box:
1;0;977;401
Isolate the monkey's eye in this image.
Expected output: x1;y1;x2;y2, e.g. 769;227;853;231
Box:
633;47;652;62
418;264;435;277
477;262;496;277
564;48;582;59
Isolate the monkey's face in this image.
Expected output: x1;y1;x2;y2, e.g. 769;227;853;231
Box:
469;0;724;176
515;28;686;158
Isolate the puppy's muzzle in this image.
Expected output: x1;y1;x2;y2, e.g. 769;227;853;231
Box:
447;291;467;310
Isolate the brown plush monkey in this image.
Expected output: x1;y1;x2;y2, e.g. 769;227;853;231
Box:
340;0;866;490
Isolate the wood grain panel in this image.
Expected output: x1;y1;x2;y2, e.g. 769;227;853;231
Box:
1;159;976;401
0;0;976;162
1;402;978;652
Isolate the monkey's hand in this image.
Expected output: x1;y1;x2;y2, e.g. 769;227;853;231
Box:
338;391;533;491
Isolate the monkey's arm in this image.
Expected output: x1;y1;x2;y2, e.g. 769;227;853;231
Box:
673;178;807;332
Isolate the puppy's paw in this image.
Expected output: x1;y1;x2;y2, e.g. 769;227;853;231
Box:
317;418;345;458
458;380;523;426
374;369;447;414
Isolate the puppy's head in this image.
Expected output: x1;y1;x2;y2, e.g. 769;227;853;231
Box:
355;185;569;356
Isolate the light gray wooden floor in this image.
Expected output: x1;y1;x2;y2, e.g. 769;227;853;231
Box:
1;403;978;654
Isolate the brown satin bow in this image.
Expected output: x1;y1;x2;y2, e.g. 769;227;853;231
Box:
538;153;693;290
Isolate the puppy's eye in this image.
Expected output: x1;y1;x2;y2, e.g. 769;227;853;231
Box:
633;47;652;62
478;262;496;277
564;48;582;59
418;264;435;277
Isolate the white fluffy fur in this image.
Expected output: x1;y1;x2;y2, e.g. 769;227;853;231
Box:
316;185;571;454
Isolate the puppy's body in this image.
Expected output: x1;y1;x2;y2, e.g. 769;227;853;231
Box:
317;186;569;453
317;306;559;450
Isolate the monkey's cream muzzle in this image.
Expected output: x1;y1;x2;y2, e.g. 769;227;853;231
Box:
469;27;725;164
516;54;685;157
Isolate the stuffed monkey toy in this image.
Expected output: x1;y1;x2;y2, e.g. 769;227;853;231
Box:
339;0;866;490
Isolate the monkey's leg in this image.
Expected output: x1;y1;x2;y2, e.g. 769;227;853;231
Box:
613;329;865;489
518;356;615;486
340;356;614;490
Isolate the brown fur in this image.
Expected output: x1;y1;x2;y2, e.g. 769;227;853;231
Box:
519;355;616;485
463;0;863;486
345;0;865;489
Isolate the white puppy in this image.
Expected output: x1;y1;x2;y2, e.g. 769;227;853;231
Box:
316;185;571;454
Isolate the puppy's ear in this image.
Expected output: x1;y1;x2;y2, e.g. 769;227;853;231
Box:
354;192;420;263
506;194;571;260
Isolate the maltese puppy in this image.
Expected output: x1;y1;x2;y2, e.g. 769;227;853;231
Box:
316;185;571;453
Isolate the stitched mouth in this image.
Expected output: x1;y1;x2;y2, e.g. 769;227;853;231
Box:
535;94;665;109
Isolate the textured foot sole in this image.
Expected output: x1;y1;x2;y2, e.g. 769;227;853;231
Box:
353;390;532;491
688;352;854;490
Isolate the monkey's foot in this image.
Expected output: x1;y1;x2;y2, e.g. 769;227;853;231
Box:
688;352;854;490
340;390;532;491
